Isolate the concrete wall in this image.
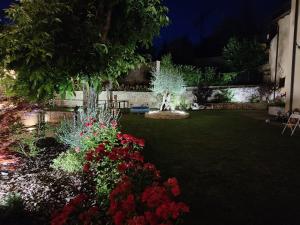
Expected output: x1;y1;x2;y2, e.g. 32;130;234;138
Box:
270;0;300;111
285;0;300;111
270;14;291;87
54;86;262;108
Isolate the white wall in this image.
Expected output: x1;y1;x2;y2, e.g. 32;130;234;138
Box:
54;86;262;108
285;0;300;111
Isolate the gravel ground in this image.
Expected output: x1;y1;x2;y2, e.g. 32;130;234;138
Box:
0;138;84;224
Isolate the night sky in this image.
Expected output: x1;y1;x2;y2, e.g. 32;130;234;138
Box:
0;0;291;58
156;0;290;46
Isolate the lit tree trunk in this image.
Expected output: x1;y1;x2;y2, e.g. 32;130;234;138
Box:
88;84;98;111
82;82;98;111
105;80;113;109
160;92;171;111
82;82;89;110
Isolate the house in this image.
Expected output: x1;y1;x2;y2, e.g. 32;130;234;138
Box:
269;0;300;112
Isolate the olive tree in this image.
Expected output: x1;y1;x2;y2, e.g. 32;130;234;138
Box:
150;55;186;111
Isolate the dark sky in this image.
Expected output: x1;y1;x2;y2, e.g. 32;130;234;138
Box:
154;0;290;47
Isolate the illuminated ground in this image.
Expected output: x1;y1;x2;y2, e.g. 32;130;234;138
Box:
121;110;300;225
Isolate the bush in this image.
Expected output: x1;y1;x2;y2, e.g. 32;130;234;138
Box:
52;150;83;173
11;131;41;159
51;133;188;225
0;193;25;218
53;107;120;172
211;89;233;103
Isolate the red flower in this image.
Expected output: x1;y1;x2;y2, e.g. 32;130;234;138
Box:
129;152;144;162
156;201;189;220
141;185;170;208
121;194;135;212
117;163;128;172
165;178;181;197
117;133;123;140
121;139;128;146
144;211;158;225
137;139;145;147
127;216;146;225
95;144;105;154
114;211;125;225
85;151;94;161
83;163;90;173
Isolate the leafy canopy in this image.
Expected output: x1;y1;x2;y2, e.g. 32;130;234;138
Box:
223;37;267;72
0;0;169;101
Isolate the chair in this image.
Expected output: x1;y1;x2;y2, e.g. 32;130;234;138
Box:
282;113;300;136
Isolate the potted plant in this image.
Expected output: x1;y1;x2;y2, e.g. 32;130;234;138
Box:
268;100;286;116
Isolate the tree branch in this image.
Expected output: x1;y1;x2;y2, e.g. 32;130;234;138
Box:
101;9;112;42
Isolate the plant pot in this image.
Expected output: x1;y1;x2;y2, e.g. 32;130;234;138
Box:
268;106;285;116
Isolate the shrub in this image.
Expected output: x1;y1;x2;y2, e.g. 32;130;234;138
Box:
0;192;25;218
53;108;120;172
11;132;41;158
56;108;119;151
211;89;233;103
51;132;188;225
52;150;83;173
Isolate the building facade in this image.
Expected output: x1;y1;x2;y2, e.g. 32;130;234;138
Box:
270;0;300;112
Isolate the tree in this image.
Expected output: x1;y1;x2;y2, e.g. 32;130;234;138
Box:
223;37;267;73
0;0;169;103
150;55;186;111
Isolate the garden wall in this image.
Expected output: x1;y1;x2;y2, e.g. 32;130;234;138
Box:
54;86;262;109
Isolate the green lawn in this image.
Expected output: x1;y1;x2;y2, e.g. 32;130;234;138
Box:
120;110;300;225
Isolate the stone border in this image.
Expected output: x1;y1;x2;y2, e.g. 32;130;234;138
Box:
145;111;190;120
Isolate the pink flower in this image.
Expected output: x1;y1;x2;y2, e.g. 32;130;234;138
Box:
100;123;106;129
74;147;80;153
111;120;118;128
85;122;92;127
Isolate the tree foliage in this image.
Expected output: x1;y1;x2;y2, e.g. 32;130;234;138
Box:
0;0;168;101
151;55;186;97
223;37;267;73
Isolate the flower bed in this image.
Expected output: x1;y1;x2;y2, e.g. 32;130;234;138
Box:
51;109;189;225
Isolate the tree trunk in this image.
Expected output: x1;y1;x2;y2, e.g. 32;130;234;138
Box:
88;85;98;111
82;82;89;110
82;82;98;111
105;80;113;109
160;92;171;111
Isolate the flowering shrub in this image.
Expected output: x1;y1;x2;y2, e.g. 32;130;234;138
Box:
51;194;104;225
83;134;146;204
109;175;189;225
52;117;189;225
52;108;120;172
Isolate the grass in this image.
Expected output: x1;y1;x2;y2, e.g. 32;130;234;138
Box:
120;110;300;225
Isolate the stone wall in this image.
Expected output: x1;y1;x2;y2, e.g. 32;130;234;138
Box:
54;86;262;109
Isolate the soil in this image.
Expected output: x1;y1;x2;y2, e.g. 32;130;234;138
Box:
0;137;84;225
